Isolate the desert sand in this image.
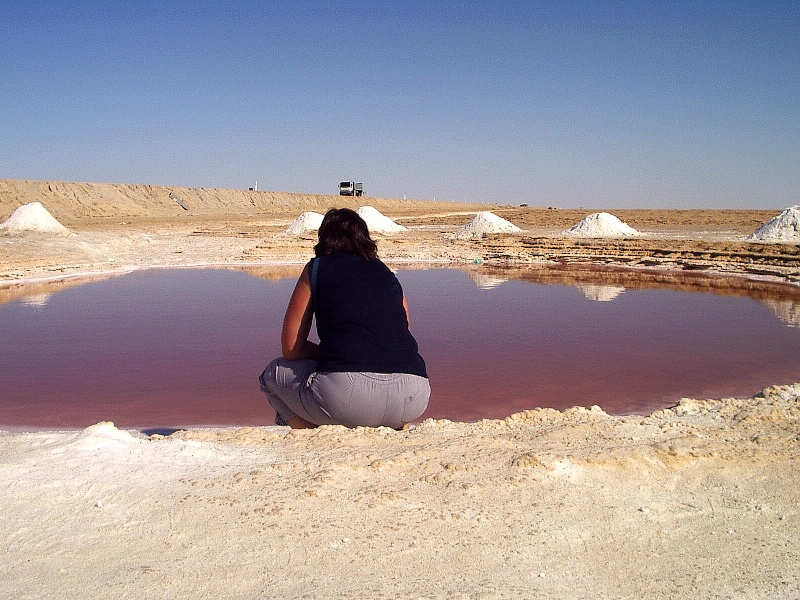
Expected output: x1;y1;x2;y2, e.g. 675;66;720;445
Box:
1;179;799;599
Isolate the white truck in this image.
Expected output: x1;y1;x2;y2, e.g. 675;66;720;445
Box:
338;181;364;196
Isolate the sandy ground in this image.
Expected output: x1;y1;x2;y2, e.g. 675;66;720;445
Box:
1;179;799;598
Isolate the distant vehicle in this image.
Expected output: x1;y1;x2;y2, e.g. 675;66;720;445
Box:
519;203;528;207
339;181;364;196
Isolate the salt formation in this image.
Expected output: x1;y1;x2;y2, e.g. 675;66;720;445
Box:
285;211;324;234
748;206;800;242
0;202;69;234
47;422;143;455
563;212;638;238
356;206;407;234
454;212;523;240
579;284;626;302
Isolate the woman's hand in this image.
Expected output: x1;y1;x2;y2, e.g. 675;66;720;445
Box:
281;263;319;360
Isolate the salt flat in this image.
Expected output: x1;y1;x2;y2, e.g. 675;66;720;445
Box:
0;179;799;598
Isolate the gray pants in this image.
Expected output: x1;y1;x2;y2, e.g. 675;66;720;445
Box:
259;358;430;428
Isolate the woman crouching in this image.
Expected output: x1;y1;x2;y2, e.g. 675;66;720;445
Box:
259;208;430;429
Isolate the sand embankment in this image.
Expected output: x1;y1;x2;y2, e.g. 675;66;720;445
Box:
0;179;481;225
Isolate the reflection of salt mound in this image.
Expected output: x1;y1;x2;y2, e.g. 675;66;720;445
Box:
285;211;324;234
563;212;638;238
761;298;800;328
748;206;800;242
466;271;508;290
579;284;626;302
0;202;70;234
356;206;406;234
21;293;53;308
454;212;523;239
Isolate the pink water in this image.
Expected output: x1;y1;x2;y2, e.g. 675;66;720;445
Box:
1;267;798;429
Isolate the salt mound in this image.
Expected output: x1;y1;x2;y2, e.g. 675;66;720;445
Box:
356;206;407;234
286;211;324;234
0;202;69;234
748;206;800;242
563;212;638;238
46;422;142;456
454;212;523;239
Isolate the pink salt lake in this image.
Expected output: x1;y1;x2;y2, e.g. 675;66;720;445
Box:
0;267;798;429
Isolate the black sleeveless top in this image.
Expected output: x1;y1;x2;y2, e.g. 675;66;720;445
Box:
312;253;428;378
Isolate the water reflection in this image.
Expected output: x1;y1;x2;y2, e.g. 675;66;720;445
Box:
761;298;800;328
0;273;122;307
1;265;799;428
1;266;304;308
19;292;53;308
578;284;626;302
466;271;508;291
462;265;800;327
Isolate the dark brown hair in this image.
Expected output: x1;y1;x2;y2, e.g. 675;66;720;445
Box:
314;208;378;260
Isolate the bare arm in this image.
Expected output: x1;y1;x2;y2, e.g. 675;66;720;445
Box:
402;295;411;328
281;263;319;360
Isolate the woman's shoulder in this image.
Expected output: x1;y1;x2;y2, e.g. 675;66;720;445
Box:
320;252;386;267
365;257;395;279
318;254;395;279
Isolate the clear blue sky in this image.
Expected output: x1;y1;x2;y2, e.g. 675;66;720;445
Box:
2;1;798;208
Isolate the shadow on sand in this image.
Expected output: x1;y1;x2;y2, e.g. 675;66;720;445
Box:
140;427;185;437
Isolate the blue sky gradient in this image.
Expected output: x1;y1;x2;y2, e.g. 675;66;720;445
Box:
2;1;798;207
